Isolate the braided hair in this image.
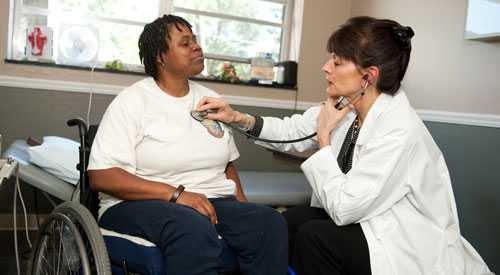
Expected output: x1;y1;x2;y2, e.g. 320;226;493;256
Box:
138;14;193;80
327;16;415;95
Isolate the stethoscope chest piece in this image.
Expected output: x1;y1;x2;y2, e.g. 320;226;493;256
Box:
190;110;208;122
190;110;224;138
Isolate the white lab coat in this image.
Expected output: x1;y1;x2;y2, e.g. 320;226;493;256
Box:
257;91;492;275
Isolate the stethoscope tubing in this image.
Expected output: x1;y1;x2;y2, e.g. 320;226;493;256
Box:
190;111;316;143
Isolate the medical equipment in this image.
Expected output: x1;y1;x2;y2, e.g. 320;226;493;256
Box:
30;202;110;275
191;109;317;143
334;88;365;110
192;75;370;144
1;154;30;275
190;110;225;138
0;157;17;183
68;118;240;274
333;74;369;110
191;88;365;144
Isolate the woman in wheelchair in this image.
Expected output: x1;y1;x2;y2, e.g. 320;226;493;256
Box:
87;14;288;275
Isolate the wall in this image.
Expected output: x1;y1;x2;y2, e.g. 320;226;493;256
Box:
296;0;351;103
351;0;500;115
0;0;351;104
1;85;499;272
425;121;500;273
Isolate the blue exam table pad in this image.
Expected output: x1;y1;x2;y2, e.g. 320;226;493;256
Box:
3;139;313;206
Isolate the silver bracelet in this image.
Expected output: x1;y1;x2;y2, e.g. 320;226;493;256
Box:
235;113;253;132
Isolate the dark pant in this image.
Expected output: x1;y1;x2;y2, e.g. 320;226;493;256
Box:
99;197;288;275
283;205;371;275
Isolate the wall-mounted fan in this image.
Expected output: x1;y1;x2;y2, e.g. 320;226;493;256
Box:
57;25;99;65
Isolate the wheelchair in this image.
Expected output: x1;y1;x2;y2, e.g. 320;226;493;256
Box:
27;118;114;275
29;117;290;275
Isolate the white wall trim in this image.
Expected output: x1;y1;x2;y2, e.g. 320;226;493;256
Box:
2;75;500;128
0;74;123;95
417;110;500;128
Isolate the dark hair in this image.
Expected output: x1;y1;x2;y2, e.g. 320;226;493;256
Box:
138;14;193;80
327;16;415;95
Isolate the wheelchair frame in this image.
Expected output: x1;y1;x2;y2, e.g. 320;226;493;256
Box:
28;118;111;275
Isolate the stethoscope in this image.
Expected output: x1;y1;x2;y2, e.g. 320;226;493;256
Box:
191;79;369;144
191;109;314;143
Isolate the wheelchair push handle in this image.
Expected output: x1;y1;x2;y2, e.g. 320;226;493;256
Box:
67;118;88;137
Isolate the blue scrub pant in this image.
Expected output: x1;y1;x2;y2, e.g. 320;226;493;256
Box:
99;197;288;275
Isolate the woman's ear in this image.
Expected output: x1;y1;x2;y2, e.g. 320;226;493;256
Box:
156;54;166;68
362;66;380;85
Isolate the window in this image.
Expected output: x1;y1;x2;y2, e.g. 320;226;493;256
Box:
8;0;295;80
465;0;500;40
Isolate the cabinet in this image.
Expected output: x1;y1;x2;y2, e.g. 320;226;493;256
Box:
465;0;500;40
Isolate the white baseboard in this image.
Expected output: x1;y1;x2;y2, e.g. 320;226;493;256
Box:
1;75;500;128
0;214;47;231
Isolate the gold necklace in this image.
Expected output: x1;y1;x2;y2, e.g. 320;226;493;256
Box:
352;117;360;139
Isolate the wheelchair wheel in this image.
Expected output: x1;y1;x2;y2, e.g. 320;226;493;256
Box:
29;202;111;275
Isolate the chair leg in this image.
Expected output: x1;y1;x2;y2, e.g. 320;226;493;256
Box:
121;259;130;275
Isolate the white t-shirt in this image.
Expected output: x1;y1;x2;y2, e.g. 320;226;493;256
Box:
88;77;240;216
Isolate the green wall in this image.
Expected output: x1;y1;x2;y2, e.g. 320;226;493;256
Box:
0;85;498;272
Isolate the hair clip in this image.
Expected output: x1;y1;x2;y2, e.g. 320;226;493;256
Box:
392;26;414;49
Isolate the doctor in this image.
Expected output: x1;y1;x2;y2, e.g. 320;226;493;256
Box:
197;16;492;275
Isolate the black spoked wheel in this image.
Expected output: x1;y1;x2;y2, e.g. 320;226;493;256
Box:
29;202;111;275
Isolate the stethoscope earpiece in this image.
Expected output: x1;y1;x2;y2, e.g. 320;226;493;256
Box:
362;75;369;89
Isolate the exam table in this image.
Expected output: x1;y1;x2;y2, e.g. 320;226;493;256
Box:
3;139;313;207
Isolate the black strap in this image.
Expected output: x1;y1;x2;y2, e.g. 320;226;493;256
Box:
247;115;264;137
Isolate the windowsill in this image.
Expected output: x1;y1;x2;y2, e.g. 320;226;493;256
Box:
4;59;297;91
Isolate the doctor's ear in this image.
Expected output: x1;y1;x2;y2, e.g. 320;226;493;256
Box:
361;66;380;86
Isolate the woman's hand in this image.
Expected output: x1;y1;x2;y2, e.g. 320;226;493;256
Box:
196;96;240;124
176;191;218;224
317;97;353;148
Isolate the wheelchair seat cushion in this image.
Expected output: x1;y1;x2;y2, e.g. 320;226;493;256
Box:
103;234;165;275
101;229;239;275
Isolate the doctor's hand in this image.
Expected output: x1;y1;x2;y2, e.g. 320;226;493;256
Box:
317;97;353;148
196;96;239;124
176;191;218;224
